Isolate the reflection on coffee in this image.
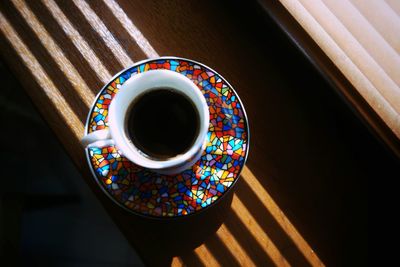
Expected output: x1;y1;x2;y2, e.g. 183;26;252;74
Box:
127;88;199;160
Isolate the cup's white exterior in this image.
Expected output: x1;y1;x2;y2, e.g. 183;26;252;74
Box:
81;69;209;175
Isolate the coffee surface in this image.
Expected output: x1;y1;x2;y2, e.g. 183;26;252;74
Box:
127;88;200;160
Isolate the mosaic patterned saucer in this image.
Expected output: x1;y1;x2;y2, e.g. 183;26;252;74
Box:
85;57;249;218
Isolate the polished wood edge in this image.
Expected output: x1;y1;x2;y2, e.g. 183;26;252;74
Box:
257;0;400;159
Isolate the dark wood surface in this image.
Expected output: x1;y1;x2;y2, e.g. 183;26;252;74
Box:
0;0;382;266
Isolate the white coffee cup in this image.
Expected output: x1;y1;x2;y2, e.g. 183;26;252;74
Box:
81;69;210;175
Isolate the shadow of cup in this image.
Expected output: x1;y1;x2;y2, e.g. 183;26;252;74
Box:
120;186;235;265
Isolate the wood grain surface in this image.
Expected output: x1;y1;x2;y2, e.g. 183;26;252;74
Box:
0;0;378;266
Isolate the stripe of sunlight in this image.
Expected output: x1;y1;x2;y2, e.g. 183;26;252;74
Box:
101;0;159;58
41;0;111;84
172;246;219;267
72;0;134;68
193;244;220;267
241;166;325;267
216;223;257;266
232;194;291;267
0;11;83;139
11;0;94;107
170;257;184;267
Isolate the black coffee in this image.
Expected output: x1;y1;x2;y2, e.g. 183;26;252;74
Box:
127;88;199;160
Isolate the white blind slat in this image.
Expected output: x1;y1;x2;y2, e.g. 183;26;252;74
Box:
278;0;400;138
351;0;400;54
322;0;400;88
385;0;400;17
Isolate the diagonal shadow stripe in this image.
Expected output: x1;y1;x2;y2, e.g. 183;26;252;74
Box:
86;0;148;62
40;0;112;84
225;206;283;266
10;0;95;107
240;166;325;266
26;0;105;92
72;0;134;68
0;1;88;124
192;245;220;267
236;177;311;266
55;0;125;75
232;194;292;266
180;250;205;267
204;233;241;267
0;12;84;145
102;0;159;58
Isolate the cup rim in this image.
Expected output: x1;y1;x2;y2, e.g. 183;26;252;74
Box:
84;56;250;219
108;69;210;170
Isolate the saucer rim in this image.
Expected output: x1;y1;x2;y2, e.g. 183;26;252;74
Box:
84;56;250;219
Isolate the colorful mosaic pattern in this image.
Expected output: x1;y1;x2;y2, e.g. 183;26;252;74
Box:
86;58;248;217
